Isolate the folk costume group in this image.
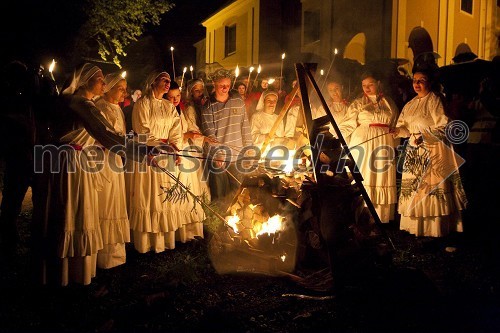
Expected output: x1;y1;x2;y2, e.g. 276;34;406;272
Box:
25;58;466;286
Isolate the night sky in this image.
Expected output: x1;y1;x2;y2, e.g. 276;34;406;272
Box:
1;0;229;83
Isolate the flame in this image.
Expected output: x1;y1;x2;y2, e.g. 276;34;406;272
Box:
320;69;324;76
334;48;338;55
268;78;275;85
235;64;240;78
249;66;254;73
257;65;261;73
170;46;174;51
256;215;284;237
49;59;55;73
281;53;286;60
283;149;296;174
190;65;193;71
226;214;240;233
280;254;286;262
183;67;187;73
121;71;127;78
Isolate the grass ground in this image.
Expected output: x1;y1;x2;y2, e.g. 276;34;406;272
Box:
1;201;500;333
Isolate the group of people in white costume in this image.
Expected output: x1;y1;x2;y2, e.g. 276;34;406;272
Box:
250;66;466;238
43;64;210;286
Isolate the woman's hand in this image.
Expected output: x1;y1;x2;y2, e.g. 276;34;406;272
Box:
390;127;400;138
184;131;203;140
204;136;219;144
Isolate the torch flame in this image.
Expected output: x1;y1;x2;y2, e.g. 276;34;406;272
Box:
334;48;338;55
49;59;56;73
249;66;254;73
190;65;193;71
256;215;284;237
170;46;174;51
257;65;261;73
268;78;275;85
183;67;187;73
320;69;324;76
226;214;240;233
235;64;240;78
280;254;286;262
121;71;127;78
281;53;286;60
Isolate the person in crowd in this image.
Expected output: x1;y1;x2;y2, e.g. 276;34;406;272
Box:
313;77;352;143
123;89;141;133
45;63;147;286
246;78;269;119
184;78;208;130
342;71;399;223
94;72;130;269
166;82;184;114
129;70;183;253
201;69;252;205
250;89;289;148
392;64;467;237
235;81;255;121
166;82;209;242
236;82;247;101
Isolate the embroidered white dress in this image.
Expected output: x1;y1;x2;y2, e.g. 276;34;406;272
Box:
94;98;130;268
129;96;183;253
343;95;399;223
395;92;467;236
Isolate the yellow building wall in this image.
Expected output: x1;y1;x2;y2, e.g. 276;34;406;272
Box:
393;0;498;65
452;0;481;58
404;0;440;61
202;0;259;71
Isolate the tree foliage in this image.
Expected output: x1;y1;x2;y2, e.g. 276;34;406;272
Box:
78;0;174;68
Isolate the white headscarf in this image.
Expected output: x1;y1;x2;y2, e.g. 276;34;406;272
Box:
255;89;279;112
62;63;101;95
143;70;170;97
186;78;205;99
104;72;125;93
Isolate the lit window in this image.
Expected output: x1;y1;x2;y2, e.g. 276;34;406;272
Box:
461;0;473;14
303;10;320;45
225;24;236;57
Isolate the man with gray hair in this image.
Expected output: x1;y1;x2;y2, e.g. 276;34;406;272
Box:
201;69;252;203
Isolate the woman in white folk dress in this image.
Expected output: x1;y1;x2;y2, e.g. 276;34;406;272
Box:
166;82;209;242
250;89;288;147
128;71;183;253
342;71;399;223
94;72;130;268
392;66;467;237
313;77;352;143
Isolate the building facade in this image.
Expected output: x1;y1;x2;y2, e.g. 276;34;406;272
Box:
199;0;499;75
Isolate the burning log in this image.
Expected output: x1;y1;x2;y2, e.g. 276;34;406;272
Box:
209;173;299;276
